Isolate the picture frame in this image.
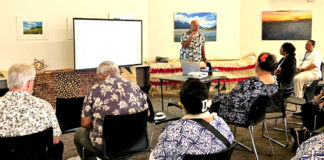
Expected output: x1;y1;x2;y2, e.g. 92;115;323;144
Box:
17;16;48;40
174;12;217;42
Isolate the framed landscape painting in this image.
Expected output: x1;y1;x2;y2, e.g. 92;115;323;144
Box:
174;12;217;42
17;16;48;40
262;10;312;40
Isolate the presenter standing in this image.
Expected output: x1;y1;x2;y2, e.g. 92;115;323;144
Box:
180;20;208;63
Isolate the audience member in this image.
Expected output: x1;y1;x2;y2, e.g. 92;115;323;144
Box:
274;42;297;88
74;61;149;160
150;79;234;160
214;52;278;125
293;40;322;117
291;133;324;160
0;63;63;160
293;40;322;98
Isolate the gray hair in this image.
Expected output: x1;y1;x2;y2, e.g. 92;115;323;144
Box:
7;63;36;89
97;61;120;75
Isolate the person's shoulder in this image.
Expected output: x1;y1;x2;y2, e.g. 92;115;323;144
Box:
313;50;321;55
31;95;53;107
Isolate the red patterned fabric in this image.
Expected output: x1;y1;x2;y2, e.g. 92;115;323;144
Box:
150;64;256;73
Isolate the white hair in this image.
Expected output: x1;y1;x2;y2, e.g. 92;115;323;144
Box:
96;61;120;75
7;63;36;89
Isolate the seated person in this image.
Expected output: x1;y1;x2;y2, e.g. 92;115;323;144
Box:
0;63;63;160
294;40;322;98
301;87;324;130
150;79;234;160
291;133;324;160
74;61;149;160
214;53;278;125
274;42;297;88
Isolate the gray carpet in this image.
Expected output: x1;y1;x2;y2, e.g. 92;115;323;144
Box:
61;94;302;160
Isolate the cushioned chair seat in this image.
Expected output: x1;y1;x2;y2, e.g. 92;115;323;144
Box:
283;97;306;105
266;113;283;119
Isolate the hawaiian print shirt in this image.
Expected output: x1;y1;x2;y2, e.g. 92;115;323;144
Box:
292;133;324;160
0;91;61;138
152;114;234;160
180;31;205;62
82;74;148;151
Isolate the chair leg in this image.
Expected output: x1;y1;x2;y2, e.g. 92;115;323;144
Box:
314;115;318;130
263;121;274;155
82;147;85;160
248;126;259;160
150;125;155;147
264;118;289;148
234;125;253;152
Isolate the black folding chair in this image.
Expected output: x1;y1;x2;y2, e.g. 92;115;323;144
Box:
284;80;319;113
99;109;150;160
183;141;237;160
231;96;273;160
262;88;289;148
0;128;53;160
56;97;84;133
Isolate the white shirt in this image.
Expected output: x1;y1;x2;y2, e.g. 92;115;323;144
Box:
297;49;322;77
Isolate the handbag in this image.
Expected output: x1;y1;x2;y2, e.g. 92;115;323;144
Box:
192;119;230;148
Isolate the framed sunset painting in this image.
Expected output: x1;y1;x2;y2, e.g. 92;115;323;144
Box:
262;10;312;40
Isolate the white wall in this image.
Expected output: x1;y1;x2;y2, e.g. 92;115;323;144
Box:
147;0;241;62
0;0;148;70
240;0;324;59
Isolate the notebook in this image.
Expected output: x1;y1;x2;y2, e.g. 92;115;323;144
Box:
181;61;201;76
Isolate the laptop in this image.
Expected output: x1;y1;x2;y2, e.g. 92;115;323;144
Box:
181;61;201;76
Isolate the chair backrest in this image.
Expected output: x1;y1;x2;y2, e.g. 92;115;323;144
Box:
0;128;53;160
247;96;270;127
183;141;237;160
266;88;286;117
146;96;155;122
210;100;221;113
56;97;84;132
304;80;320;102
102;109;150;159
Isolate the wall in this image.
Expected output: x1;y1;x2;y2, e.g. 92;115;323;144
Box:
240;0;324;59
147;0;241;62
0;0;148;70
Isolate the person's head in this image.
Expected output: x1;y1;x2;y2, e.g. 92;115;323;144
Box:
179;79;210;115
280;42;296;56
97;61;120;80
190;20;199;32
7;63;36;93
256;52;277;72
305;40;315;52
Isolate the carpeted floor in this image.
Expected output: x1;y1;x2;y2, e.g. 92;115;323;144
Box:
61;94;303;160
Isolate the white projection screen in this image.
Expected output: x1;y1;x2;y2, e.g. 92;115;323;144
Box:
73;18;142;70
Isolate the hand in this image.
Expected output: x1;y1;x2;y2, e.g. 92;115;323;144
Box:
191;31;197;38
274;69;281;76
203;59;208;63
297;68;302;74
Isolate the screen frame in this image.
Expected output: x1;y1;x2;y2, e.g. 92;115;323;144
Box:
73;18;143;71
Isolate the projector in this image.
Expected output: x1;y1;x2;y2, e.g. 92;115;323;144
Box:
188;72;208;79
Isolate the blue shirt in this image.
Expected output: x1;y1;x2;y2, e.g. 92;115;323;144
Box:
153;114;234;160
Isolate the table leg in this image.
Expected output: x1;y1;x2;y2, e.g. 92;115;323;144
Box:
160;79;164;111
218;79;220;92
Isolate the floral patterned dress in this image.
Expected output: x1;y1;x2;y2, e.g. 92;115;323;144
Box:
214;77;278;125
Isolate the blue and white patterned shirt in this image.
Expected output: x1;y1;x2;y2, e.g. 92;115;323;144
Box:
82;74;148;151
292;133;324;160
152;114;234;160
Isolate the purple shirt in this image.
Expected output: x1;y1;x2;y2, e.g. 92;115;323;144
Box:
82;74;148;150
